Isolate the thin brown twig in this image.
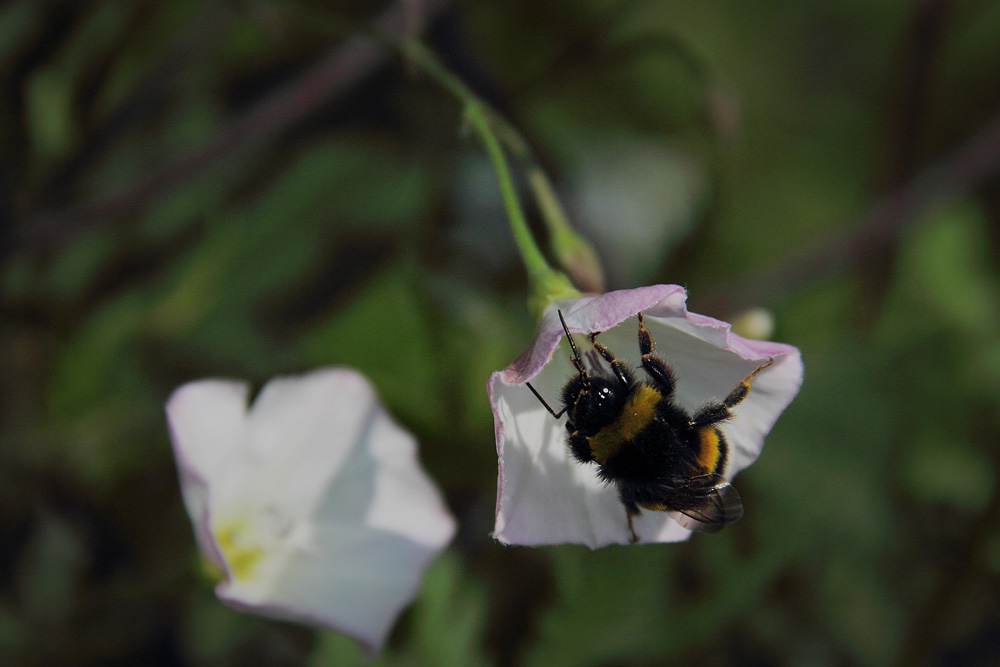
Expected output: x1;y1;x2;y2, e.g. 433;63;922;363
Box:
19;0;447;249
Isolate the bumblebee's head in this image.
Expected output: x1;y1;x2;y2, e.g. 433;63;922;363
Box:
523;310;634;429
560;375;626;436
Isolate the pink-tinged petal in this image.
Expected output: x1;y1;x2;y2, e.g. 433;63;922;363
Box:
489;285;803;548
166;368;456;653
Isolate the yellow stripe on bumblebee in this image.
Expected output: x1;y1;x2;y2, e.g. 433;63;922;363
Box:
587;384;661;464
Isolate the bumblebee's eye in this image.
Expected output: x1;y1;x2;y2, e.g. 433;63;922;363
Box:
572;378;623;435
594;384;615;407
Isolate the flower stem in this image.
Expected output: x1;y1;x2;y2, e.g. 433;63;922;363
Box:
393;37;603;297
463;102;580;318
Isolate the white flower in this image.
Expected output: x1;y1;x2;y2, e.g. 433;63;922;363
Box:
488;284;803;548
166;368;456;652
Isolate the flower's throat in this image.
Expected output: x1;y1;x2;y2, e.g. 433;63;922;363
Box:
214;518;264;582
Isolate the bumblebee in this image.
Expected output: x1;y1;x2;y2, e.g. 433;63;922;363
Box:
527;311;773;542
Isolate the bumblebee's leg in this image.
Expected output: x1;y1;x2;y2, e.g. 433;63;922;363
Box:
567;430;594;464
622;500;641;543
690;357;774;428
636;313;677;396
586;331;632;389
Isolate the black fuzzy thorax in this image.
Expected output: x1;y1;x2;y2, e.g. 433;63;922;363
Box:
594;393;702;488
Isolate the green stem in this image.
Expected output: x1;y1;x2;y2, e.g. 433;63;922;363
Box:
396;39;530;155
398;39;475;109
463;103;546;279
464;102;579;317
393;36;603;293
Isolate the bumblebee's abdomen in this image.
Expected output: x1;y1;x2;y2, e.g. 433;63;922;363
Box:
695;425;727;475
586;384;661;465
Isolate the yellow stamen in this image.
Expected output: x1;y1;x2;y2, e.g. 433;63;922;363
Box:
213;518;264;582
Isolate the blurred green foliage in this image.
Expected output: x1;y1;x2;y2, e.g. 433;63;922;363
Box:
3;0;1000;665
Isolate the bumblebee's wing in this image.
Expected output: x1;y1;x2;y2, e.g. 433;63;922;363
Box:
671;482;744;534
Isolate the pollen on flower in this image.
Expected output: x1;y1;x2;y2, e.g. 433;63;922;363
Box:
214;518;264;581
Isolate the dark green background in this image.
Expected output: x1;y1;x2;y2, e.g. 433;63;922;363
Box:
4;1;1000;665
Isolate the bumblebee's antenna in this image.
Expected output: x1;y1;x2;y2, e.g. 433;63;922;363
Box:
525;381;565;419
524;310;583;420
558;310;588;381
